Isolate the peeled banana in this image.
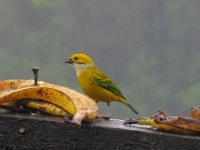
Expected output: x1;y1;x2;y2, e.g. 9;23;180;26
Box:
0;80;98;124
19;100;68;117
0;86;77;116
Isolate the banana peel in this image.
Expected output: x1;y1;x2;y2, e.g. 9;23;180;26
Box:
0;80;98;124
0;80;67;115
22;100;68;117
1;100;68;117
0;86;77;115
191;106;200;121
125;110;200;135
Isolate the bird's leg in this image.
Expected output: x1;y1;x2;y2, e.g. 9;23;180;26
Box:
104;101;112;119
95;102;112;121
107;101;110;116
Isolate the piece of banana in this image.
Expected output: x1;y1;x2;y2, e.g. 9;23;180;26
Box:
0;80;98;124
26;101;68;116
1;100;68;116
191;106;200;121
0;86;77;116
136;117;200;134
125;110;200;135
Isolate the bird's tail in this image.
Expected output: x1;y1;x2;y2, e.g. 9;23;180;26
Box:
126;102;139;114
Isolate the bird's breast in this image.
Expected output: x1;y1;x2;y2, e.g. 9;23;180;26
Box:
77;70;125;103
77;70;97;96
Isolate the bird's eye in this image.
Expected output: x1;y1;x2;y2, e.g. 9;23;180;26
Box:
74;57;78;60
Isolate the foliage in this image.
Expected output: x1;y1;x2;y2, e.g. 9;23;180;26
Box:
0;0;200;118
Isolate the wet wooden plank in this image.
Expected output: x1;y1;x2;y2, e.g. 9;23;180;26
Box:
0;112;199;150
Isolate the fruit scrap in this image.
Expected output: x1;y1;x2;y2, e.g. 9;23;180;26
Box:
125;110;200;135
19;100;68;117
0;86;77;116
0;80;98;125
191;106;200;121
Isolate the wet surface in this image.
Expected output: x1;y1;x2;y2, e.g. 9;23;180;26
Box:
0;112;200;150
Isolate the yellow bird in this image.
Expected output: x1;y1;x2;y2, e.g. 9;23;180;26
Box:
65;53;139;114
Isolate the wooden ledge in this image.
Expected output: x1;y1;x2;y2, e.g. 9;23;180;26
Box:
0;112;199;150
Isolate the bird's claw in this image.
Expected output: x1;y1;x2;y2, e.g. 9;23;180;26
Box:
63;116;81;126
124;118;137;125
95;114;112;120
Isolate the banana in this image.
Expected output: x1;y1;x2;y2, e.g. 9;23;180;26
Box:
1;102;16;107
0;86;77;116
0;80;98;124
24;100;68;116
136;117;200;134
1;100;67;117
191;106;200;120
0;80;69;116
125;110;200;135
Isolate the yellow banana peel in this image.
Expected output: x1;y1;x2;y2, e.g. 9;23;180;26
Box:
0;80;98;124
137;117;200;134
25;100;68;117
1;100;67;117
0;86;77;115
125;110;200;135
191;106;200;121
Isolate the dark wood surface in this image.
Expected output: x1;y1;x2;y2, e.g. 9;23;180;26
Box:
0;112;199;150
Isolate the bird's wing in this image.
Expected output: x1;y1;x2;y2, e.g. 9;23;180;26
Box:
92;68;126;99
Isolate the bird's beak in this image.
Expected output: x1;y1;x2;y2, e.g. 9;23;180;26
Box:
65;59;73;64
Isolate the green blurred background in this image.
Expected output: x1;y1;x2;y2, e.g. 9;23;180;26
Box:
0;0;200;119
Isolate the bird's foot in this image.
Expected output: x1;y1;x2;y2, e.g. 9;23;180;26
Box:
95;114;112;121
124;118;137;125
63;116;81;126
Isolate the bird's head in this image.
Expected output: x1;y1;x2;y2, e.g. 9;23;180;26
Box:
65;53;95;70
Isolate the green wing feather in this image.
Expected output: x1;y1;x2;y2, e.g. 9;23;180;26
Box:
92;68;139;114
92;68;126;99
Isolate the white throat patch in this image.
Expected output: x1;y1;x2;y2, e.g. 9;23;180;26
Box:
72;63;94;76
